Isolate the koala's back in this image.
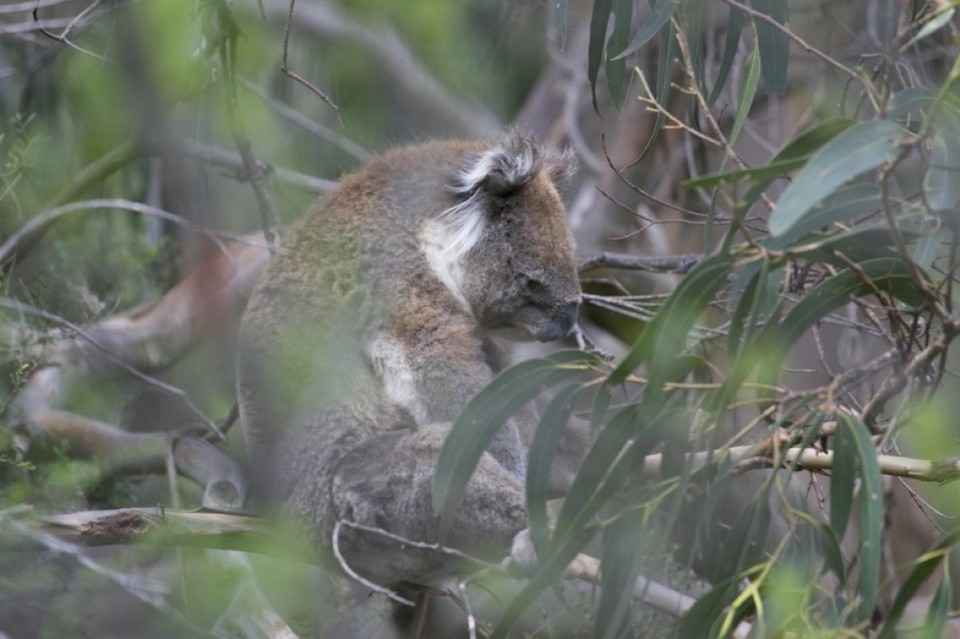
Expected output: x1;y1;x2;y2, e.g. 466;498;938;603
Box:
237;134;580;585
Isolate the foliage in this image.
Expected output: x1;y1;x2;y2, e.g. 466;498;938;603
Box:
432;2;960;636
2;0;960;637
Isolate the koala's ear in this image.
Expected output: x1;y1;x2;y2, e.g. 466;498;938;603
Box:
544;146;577;188
452;134;540;199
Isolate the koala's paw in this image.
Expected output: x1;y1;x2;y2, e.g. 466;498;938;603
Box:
502;528;539;578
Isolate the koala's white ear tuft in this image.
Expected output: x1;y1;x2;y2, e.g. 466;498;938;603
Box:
544;146;577;188
452;133;542;198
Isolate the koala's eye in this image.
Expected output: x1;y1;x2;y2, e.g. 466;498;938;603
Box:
524;276;547;294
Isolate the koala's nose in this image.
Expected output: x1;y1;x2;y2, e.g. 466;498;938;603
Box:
556;300;580;336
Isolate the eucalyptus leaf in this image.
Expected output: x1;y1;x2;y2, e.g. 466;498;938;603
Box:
613;0;677;60
432;350;602;533
769;120;905;237
751;0;789;94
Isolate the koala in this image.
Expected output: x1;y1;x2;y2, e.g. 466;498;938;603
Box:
237;133;585;586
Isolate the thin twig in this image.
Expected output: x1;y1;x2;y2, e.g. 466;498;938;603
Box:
1;298;227;441
331;521;415;607
281;0;342;121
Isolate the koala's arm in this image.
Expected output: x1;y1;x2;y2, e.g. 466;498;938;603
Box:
369;308;529;476
326;422;529;584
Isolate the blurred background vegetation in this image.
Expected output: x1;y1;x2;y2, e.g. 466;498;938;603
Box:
2;0;960;637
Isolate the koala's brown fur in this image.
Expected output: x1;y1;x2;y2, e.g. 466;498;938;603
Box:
237;134;584;585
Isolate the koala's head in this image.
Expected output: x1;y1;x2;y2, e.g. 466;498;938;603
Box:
420;133;581;342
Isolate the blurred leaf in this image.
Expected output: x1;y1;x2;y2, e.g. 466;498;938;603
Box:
432;350;602;533
683;117;856;190
526;384;584;555
678;575;742;638
830;420;856;541
707;5;744;105
588;0;615;112
554;405;650;543
878;528;960;639
490;524;597;639
903;8;955;50
606;0;634;107
925;129;960;211
634;18;678;162
778;257;926;346
614;0;677;60
596;507;647;639
769;120;904;237
609;253;735;387
765;183;880;250
816;524;846;583
750;0;789;94
840;415;883;622
925;572;951;639
729;46;760;147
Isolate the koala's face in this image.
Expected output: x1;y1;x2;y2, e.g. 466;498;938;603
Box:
461;171;581;342
421;136;581;343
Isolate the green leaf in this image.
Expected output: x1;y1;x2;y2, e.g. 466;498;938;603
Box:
432;350;601;533
751;0;789;95
554;405;646;542
596;508;647;639
706;4;744;105
609;253;735;387
605;0;633;107
769;120;905;237
924;573;951;639
613;0;677;60
816;524;846;583
588;0;615;112
903;8;955;50
829;420;856;541
682;117;856;190
764;183;879;250
678;575;741;638
729;46;760;147
526;384;584;555
840;415;883;622
633;20;678;163
777;257;925;346
878;528;960;639
489;524;598;639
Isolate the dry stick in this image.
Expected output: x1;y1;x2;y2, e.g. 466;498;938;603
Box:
578;252;703;274
281;0;342;121
0;199;268;269
1;298;227;441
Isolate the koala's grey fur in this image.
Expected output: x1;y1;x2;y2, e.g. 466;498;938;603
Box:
237;133;586;585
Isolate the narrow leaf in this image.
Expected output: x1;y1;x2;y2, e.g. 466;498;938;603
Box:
596;508;647;639
605;0;633;107
841;415;883;622
751;0;789;94
877;528;960;639
526;384;583;555
433;351;601;532
778;257;924;346
829;420;855;541
588;0;615;112
609;253;734;386
729;46;760;147
682;117;856;190
707;4;744;105
769;120;904;237
614;0;677;60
